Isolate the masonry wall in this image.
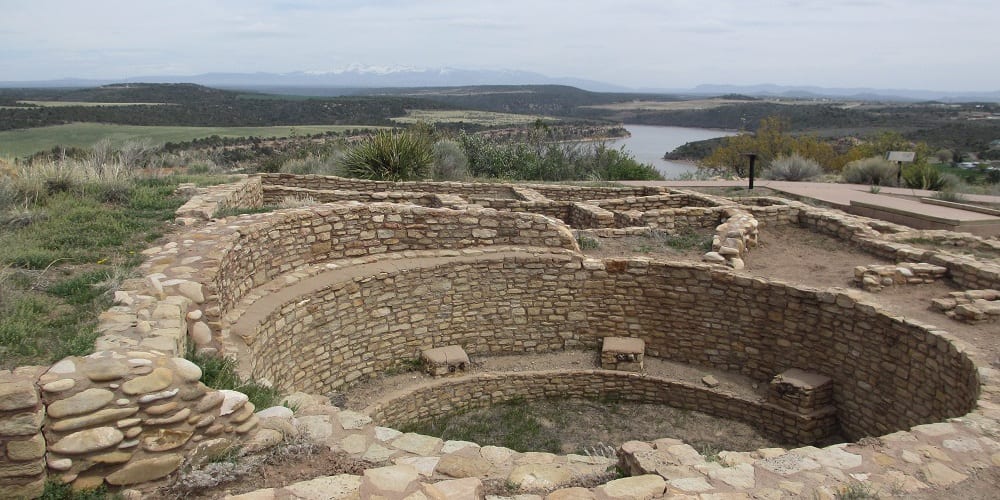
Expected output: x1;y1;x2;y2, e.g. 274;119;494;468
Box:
246;255;979;441
258;173;667;202
175;176;263;221
210;203;579;314
260;173;519;199
590;194;718;212
262;185;443;207
367;370;834;445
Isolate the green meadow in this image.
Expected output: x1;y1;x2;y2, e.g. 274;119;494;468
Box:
0;123;364;158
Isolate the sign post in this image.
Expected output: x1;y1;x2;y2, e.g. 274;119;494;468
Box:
742;153;758;190
885;151;916;186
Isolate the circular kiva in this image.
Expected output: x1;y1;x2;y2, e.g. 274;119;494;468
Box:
240;252;978;441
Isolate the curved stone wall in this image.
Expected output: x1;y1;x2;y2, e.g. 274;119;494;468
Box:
209;203;578;314
245;255;979;440
366;370;834;445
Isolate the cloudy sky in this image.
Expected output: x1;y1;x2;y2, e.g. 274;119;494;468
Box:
1;0;996;90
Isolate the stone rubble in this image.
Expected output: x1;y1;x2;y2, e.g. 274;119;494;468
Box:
931;289;1000;324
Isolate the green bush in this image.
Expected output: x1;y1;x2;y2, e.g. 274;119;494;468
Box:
431;140;470;181
280;154;342;175
763;154;822;181
341;130;432;181
456;133;661;182
842;157;899;186
902;163;951;191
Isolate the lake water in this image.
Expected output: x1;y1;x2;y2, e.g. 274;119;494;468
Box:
606;125;737;179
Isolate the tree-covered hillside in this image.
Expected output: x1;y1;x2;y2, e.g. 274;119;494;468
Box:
0;83;451;130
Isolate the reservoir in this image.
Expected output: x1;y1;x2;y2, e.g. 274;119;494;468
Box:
607;125;737;179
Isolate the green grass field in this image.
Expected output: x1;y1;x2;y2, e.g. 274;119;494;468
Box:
0;123;366;158
391;109;552;126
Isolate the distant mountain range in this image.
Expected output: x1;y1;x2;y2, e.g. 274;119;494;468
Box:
2;66;998;102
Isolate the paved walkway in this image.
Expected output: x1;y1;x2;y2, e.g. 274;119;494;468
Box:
622;180;1000;235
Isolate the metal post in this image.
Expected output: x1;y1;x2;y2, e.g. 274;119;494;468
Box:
746;154;757;190
896;160;903;186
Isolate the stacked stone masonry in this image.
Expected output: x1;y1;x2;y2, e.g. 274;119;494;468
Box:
931;289;1000;324
242;254;977;441
365;370;838;445
0;368;47;499
3;173;1000;498
854;263;949;292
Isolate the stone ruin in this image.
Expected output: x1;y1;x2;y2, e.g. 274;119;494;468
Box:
1;173;999;499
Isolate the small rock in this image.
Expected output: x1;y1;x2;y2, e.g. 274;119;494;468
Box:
423;477;483;500
285;474;361;500
106;454;184;485
82;358;129;382
360;464;421;498
142;429;193;452
256;406;294;420
41;378;76;394
121;367;174;395
702;375;720;388
219;390;250;416
50;427;124;454
245;429;283;453
5;434;46;460
594;474;666;500
172;357;203;382
190;321;212;346
47;388;115;418
508;464;572;490
338;410;372;430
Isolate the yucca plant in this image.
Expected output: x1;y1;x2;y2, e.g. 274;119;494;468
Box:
341;130;432;181
902;163;950;191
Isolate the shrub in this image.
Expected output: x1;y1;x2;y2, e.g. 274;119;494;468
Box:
431;140;470;180
280;154;342;175
902;163;951;191
763;154;823;181
592;144;663;181
341;130;432;181
842;157;899;186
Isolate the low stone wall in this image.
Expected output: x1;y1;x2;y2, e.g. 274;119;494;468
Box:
210;204;578;315
884;230;1000;256
367;370;835;445
522;184;665;201
705;208;759;269
639;207;727;231
463;198;574;223
589;194;719;212
262;185;445;208
174;176;263;223
259;173;519;199
568;202;616;229
854;263;948;292
93;203;579;359
244;255;978;440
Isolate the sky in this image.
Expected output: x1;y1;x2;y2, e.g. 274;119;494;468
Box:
1;0;997;91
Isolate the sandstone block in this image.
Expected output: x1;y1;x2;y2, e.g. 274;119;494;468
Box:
106;454;184;485
594;474;665;500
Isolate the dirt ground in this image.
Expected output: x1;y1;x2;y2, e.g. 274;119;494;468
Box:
179;217;1000;498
